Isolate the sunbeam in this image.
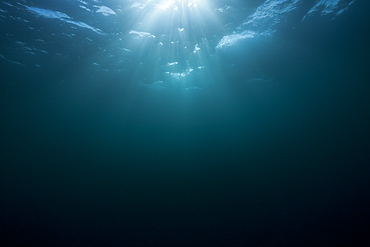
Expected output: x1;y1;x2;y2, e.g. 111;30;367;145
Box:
119;0;223;90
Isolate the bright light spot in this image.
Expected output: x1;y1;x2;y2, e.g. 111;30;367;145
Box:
95;6;116;16
122;0;219;88
167;62;179;66
216;31;256;50
154;0;200;10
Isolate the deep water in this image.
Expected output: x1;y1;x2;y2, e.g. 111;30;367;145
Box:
1;1;370;246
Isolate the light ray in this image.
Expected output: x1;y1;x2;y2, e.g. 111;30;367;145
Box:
120;0;223;90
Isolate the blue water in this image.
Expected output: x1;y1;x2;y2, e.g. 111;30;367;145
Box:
1;0;369;246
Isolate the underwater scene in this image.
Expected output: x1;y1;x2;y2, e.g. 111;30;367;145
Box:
1;0;369;246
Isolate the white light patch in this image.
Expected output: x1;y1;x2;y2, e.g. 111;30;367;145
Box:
25;6;105;35
154;0;200;10
216;31;256;50
129;30;155;38
95;6;116;16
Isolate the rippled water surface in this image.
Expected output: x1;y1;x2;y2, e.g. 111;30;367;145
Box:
1;1;369;246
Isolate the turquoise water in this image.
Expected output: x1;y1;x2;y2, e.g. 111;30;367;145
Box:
1;1;369;246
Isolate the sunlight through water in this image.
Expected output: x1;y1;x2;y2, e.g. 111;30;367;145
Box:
122;0;221;91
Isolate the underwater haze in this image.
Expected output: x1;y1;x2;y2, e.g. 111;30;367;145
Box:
1;0;370;246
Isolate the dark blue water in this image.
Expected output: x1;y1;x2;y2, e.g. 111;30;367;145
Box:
1;0;369;246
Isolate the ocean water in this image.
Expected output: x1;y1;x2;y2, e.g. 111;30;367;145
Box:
1;0;369;246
